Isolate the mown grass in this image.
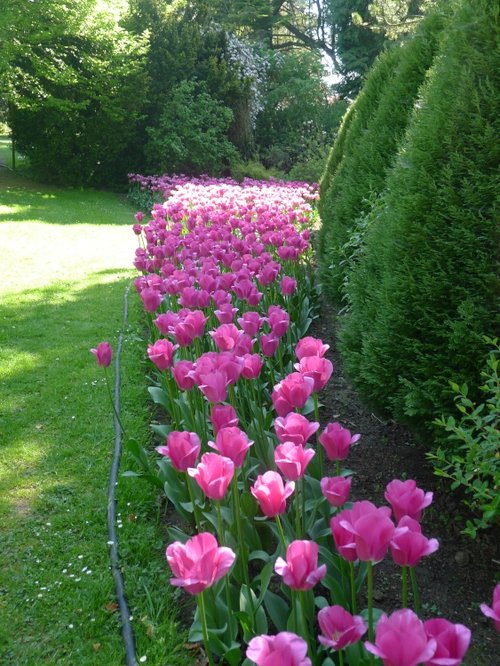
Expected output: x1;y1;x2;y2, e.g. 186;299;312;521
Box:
0;138;189;665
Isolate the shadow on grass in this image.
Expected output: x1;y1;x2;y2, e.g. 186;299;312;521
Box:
0;184;134;226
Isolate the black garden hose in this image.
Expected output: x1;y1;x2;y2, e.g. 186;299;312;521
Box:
107;282;137;666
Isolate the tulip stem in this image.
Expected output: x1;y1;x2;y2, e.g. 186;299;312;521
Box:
410;567;421;615
216;501;236;638
232;476;254;620
295;487;302;539
301;478;306;536
275;514;288;555
313;393;323;479
185;473;202;532
338;649;345;666
367;561;375;666
349;561;357;614
197;591;215;666
299;590;314;658
402;566;408;608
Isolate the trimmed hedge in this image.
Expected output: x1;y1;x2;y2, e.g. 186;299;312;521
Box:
339;0;499;428
318;8;447;301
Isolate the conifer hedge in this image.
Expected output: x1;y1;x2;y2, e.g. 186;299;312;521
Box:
339;0;499;428
318;9;447;301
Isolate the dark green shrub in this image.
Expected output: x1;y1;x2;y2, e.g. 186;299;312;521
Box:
319;8;447;301
428;339;500;538
340;0;499;428
145;80;238;176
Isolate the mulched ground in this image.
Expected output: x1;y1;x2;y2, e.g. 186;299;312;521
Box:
313;300;500;665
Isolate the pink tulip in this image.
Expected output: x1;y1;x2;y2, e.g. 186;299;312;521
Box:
233;333;254;356
338;500;395;563
154;311;178;335
251;471;295;517
319;423;360;461
480;583;500;631
215;304;237;325
210;323;241;351
90;341;112;367
140;287;163;312
281;276;297;296
365;609;437;666
275;540;326;591
134;211;144;223
295;336;329;360
209;426;253;468
331;508;358;562
183;310;207;338
198;370;230;403
423;619;471;665
188;452;234;500
295;355;333;392
260;333;280;357
172;360;196;391
156;431;200;472
321;476;352;507
274;413;319;446
147;339;177;370
390;516;439;567
172;320;197;347
385;479;433;522
272;372;315;417
274;442;315;481
211;404;239;435
238;311;263;336
318;605;367;650
166;532;235;595
241;353;263;379
268;306;290;337
246;632;311;666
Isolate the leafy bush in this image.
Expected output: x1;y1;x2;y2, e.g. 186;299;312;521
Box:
230;160;285;182
146;80;238;176
339;0;499;428
318;8;447;301
428;339;500;537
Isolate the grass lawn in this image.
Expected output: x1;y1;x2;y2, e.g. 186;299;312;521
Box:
0;138;189;665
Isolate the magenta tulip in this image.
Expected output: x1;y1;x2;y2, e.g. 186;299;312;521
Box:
295;336;329;360
210;404;239;435
365;609;437;666
251;471;295;517
295;355;333;392
281;276;297;296
319;422;360;461
156;431;201;472
166;532;235;595
238;311;263;336
390;516;439;567
247;632;311;666
423;619;471;665
385;479;433;522
90;341;112;367
210;323;241;351
274;540;326;591
480;583;500;631
188;452;234;500
268;306;290;337
274;413;319;446
338;500;395;563
318;605;367;650
172;360;196;391
272;372;315;417
330;509;357;562
198;370;230;403
209;426;253;468
147;339;177;370
140;287;162;312
321;476;352;507
241;353;263;379
260;333;280;357
274;441;315;481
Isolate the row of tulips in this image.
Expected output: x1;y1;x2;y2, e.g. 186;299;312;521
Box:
94;176;498;664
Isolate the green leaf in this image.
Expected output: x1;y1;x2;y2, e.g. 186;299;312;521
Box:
148;386;170;409
263;590;289;632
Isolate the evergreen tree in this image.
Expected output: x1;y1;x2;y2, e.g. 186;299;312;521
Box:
340;0;499;429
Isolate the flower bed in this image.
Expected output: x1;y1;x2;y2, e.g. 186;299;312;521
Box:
96;176;498;665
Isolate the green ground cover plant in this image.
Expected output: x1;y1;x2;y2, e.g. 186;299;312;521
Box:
0;144;188;664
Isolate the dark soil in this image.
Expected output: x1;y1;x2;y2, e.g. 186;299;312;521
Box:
312;301;500;665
